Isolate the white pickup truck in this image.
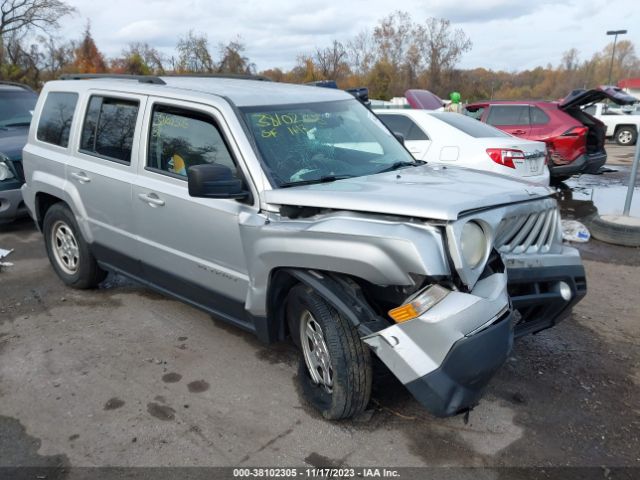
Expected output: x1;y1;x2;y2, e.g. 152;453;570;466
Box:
584;102;640;146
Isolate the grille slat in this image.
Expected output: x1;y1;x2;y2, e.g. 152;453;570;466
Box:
496;205;559;254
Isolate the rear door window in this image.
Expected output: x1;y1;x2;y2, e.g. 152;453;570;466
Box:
37;92;78;147
379;114;429;140
80;96;140;164
530;106;550;125
486;105;530;126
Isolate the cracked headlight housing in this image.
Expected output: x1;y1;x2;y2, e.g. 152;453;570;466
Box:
0;156;15;181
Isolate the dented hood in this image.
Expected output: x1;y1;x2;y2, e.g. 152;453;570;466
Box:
263;164;553;221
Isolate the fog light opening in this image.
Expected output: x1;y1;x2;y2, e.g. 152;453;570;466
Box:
558;281;572;301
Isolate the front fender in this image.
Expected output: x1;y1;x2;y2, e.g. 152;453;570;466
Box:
240;211;450;316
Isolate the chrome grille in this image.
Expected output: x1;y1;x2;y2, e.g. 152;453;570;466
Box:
495;206;559;254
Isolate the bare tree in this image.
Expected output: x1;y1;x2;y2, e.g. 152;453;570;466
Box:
346;30;375;76
314;40;350;80
0;0;75;37
416;17;472;92
176;30;214;73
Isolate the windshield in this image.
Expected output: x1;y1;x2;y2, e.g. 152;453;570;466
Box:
0;90;37;128
241;100;417;187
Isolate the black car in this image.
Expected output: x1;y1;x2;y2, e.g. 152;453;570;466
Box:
0;82;38;223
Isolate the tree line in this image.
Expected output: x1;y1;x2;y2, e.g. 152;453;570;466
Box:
1;1;639;102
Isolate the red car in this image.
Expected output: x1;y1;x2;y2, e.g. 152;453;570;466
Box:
465;87;636;179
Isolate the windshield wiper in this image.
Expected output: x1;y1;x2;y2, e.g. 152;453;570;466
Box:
279;174;355;188
375;159;426;174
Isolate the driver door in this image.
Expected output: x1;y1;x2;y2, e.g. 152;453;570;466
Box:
132;97;255;327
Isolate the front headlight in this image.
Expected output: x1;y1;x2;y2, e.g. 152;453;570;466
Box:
0;159;15;181
461;221;487;269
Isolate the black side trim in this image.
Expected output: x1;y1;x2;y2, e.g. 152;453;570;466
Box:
405;310;514;417
286;269;391;336
90;243;276;341
508;264;587;337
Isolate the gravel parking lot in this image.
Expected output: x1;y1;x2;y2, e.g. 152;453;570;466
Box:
1;147;639;474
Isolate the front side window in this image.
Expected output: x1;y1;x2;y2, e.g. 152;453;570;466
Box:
80;96;139;163
0;90;37;128
241;100;417;187
37;92;78;147
147;105;237;178
486;105;530;126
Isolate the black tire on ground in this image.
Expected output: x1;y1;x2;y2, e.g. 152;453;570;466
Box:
587;215;640;247
287;284;372;420
43;203;107;289
615;126;638;146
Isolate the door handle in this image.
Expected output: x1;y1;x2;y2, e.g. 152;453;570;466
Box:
137;192;165;207
70;171;91;184
511;129;526;135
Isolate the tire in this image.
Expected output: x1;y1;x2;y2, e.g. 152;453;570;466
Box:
587;215;640;247
615;126;637;146
287;284;372;420
43;203;107;289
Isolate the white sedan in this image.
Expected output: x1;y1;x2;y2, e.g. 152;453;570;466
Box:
376;109;550;185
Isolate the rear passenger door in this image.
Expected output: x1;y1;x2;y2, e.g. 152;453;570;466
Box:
379;113;431;159
132;98;253;328
485;105;531;137
528;105;551;142
68;92;146;272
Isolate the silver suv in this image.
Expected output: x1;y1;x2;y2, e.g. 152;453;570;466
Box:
21;74;586;420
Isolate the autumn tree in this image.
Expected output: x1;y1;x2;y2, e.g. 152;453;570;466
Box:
111;42;165;75
217;39;255;74
73;24;106;73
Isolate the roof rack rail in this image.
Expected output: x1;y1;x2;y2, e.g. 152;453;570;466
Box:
0;81;36;92
162;73;272;82
58;74;166;85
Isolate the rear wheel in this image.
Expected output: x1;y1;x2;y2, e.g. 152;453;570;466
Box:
287;284;372;420
43;203;106;289
615;126;637;146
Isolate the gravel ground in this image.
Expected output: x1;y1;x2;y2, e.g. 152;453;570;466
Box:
0;146;638;476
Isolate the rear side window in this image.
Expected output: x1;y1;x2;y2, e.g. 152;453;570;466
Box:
486;105;530;126
37;92;78;147
431;112;509;138
80;96;139;163
379;114;429;141
147;105;238;178
530;106;550;125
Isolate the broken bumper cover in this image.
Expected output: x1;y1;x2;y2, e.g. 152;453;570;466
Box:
0;182;27;223
362;272;513;417
504;246;587;337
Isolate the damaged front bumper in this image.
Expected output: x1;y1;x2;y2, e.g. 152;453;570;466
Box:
362;272;513;417
504;246;587;337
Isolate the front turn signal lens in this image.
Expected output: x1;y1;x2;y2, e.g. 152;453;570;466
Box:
388;284;450;323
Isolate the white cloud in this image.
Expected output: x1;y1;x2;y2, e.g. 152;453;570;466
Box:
60;0;639;72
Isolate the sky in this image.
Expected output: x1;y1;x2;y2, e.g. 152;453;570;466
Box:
59;0;640;73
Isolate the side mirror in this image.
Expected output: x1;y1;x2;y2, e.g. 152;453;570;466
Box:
187;163;249;200
393;132;405;145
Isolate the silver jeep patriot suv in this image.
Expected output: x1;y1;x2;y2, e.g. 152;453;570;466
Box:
21;74;586;420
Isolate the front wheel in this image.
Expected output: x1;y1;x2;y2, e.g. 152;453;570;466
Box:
615;126;637;146
43;203;107;289
287;284;372;420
